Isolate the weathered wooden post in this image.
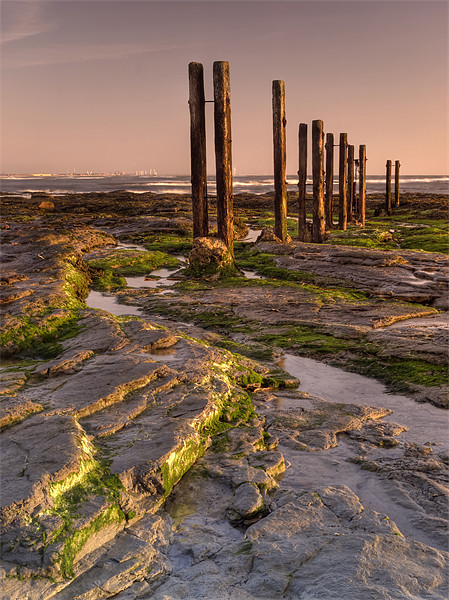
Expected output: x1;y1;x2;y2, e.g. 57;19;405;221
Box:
213;61;234;254
312;120;325;243
188;62;208;238
385;159;392;215
272;80;288;241
353;178;357;216
325;133;334;229
359;145;366;226
338;133;348;230
347;144;354;223
298;123;307;241
394;160;401;207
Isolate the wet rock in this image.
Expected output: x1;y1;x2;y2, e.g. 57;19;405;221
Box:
228;483;264;521
256;227;292;244
247;450;285;477
188;237;236;277
348;420;407;448
39;200;55;210
1;414;87;518
268;241;449;306
122;320;178;351
244;486;447;600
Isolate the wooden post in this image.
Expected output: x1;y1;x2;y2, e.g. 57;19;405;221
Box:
338;133;348;230
272;80;287;241
312;119;325;243
353;179;357;216
298;123;307;241
385;160;392;215
359;145;366;226
347;144;354;223
188;62;208;238
325;133;334;229
394;160;400;207
213;61;234;254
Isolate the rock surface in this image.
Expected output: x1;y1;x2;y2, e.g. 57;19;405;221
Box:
264;241;449;308
1;194;448;599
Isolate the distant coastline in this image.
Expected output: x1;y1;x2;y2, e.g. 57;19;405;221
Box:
1;174;448;196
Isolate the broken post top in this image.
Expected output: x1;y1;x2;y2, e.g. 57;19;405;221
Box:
272;80;285;92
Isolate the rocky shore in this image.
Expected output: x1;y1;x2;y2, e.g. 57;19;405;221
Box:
1;191;448;599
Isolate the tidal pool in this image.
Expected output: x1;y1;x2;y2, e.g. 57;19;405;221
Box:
86;290;143;316
280;353;449;450
269;353;449;550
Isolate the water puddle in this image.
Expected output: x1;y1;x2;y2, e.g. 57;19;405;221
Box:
242;227;262;243
126;268;181;289
116;242;148;251
86;290;143;316
280;354;449;449
241;269;262;280
146;347;178;361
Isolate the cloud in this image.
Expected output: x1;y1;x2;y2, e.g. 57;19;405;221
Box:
3;40;204;69
1;1;54;44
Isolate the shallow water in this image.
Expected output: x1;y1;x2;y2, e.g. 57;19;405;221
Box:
241;269;262;280
279;439;446;550
86;290;143;316
125;268;180;289
242;228;262;243
273;353;449;550
280;353;449;450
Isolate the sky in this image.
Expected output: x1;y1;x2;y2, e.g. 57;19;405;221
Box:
1;0;448;175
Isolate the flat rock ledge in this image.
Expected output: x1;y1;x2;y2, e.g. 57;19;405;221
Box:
0;306;269;594
258;240;449;308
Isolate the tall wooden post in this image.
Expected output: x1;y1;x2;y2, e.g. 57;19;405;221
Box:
272;80;287;241
386;160;392;215
298;123;307;241
325;133;334;229
213;61;234;254
189;62;208;238
347;144;354;223
359;145;366;226
312;120;325;243
394;160;401;207
338;133;348;230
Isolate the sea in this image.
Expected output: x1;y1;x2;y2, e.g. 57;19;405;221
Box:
0;174;448;196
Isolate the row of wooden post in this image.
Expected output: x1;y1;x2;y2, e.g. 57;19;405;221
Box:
189;63;387;253
385;159;401;215
189;61;234;254
272;79;367;243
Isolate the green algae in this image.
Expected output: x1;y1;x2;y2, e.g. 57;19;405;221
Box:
42;434;131;579
233;245;369;302
348;356;449;389
87;249;179;291
91;270;127;291
86;249;179;276
161;437;207;497
1;252;91;358
58;504;126;579
210;432;231;453
215;339;274;362
257;324;359;356
0;309;83;359
129;232;193;255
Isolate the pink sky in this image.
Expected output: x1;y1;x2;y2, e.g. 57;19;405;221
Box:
1;0;448;175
